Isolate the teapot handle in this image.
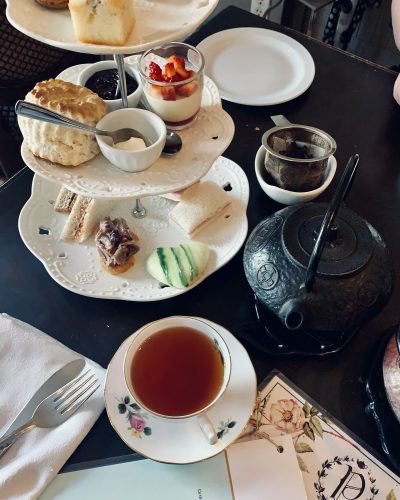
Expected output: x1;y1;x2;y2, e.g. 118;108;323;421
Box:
304;154;360;292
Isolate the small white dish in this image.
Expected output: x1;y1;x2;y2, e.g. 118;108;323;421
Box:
104;317;257;463
96;109;166;173
77;61;142;112
197;28;315;106
255;146;337;205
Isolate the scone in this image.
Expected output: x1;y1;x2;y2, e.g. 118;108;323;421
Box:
95;217;139;274
18;79;107;166
69;0;135;46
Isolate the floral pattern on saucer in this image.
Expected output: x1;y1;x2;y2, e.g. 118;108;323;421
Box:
104;318;257;464
217;419;236;439
117;396;152;439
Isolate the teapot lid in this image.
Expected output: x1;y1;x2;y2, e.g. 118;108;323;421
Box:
282;203;373;277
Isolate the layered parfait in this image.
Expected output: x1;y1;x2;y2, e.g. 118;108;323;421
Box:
139;43;204;130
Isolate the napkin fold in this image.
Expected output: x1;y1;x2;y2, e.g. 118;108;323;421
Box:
0;313;105;500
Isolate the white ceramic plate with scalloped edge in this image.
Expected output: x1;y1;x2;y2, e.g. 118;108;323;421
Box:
20;63;235;199
18;156;249;301
6;0;219;55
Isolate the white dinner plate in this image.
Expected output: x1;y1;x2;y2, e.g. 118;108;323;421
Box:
197;28;315;106
5;0;219;55
18;157;249;302
104;318;257;463
20;63;235;199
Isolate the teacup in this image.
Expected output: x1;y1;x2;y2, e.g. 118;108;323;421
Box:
123;316;231;445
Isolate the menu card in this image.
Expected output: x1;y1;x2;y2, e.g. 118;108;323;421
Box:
40;435;306;499
246;371;400;499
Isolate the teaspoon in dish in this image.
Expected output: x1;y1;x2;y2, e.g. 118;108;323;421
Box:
15;100;151;146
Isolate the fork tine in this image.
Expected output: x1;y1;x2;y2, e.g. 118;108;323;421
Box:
55;372;96;406
53;369;91;403
57;378;99;413
59;384;100;417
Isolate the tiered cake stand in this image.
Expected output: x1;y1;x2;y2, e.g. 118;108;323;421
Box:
7;0;250;301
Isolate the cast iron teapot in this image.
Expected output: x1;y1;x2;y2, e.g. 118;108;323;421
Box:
243;154;394;335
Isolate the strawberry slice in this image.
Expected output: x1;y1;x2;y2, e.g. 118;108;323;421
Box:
176;82;198;97
163;62;176;79
149;61;163;82
161;86;176;101
168;55;185;68
167;55;192;80
176;66;192;79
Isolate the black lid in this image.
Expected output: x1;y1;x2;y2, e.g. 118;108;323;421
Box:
282;203;373;277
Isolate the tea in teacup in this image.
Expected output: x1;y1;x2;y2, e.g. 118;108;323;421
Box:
130;326;224;417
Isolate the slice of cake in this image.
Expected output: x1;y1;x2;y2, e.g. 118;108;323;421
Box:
69;0;135;46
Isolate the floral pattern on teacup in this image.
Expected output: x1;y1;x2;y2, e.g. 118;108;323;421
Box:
117;396;152;438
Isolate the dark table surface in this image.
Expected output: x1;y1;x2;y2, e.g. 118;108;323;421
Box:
1;6;400;473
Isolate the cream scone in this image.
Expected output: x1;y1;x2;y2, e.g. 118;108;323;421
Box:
69;0;135;46
18;79;107;166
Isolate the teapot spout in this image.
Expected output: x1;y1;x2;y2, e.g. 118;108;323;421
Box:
279;299;307;331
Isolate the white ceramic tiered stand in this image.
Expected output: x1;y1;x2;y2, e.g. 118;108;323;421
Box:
9;1;250;302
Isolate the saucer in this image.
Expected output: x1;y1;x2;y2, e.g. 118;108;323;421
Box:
255;146;336;205
104;318;257;464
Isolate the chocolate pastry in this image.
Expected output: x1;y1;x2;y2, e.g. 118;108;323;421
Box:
95;217;139;275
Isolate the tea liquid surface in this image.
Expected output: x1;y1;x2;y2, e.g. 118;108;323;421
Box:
130;327;224;416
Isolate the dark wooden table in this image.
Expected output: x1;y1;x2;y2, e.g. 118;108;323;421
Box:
1;6;400;473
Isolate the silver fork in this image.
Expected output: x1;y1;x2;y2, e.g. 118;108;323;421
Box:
15;100;151;146
0;370;99;455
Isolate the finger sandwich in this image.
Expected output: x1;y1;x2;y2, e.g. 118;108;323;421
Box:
54;187;77;213
169;181;232;237
60;195;115;243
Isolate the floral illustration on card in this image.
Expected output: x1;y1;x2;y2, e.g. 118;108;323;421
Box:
117;396;152;438
246;377;400;500
249;394;358;474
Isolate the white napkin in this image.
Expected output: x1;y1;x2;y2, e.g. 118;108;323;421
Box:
0;313;105;500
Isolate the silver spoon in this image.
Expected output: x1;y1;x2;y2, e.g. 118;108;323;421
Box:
114;54;147;218
163;129;182;155
114;54;128;108
15;100;151;146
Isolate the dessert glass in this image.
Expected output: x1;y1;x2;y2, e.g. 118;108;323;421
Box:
139;42;204;130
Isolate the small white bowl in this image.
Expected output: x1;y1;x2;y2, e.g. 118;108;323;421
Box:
96;108;166;173
255;146;337;205
77;61;142;112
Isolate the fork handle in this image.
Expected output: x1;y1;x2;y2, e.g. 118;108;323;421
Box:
15;101;100;136
0;419;36;456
